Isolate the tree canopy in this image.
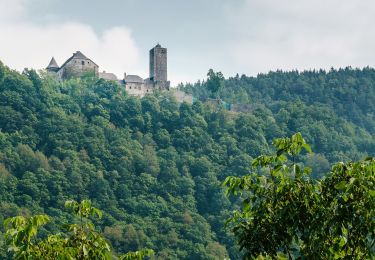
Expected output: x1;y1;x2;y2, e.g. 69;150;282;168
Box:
0;61;373;259
4;199;154;259
205;69;225;98
224;133;375;259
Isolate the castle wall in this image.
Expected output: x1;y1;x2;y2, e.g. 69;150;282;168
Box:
170;90;193;104
61;58;98;79
124;82;154;98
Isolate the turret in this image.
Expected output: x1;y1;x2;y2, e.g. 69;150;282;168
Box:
46;57;59;72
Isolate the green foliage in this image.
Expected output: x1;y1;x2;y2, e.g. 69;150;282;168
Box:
0;64;233;259
224;133;375;259
61;199;111;259
120;249;154;260
64;199;103;219
205;69;225;98
182;68;375;159
4;215;50;259
0;61;373;259
4;199;153;259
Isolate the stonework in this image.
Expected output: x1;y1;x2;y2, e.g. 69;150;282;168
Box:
47;51;98;80
123;74;154;98
171;90;194;103
46;44;191;103
98;71;118;81
150;44;168;83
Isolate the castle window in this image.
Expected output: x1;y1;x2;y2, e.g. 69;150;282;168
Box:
81;61;85;65
130;86;132;89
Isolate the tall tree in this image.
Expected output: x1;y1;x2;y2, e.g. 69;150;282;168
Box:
206;69;225;99
224;133;375;259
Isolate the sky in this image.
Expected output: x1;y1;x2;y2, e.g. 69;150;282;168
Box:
1;0;375;86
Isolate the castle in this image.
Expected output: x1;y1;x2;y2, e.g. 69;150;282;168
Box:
46;44;176;98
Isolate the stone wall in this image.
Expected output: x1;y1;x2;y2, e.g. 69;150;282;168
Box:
149;46;167;82
124;82;153;98
171;90;193;104
61;58;98;79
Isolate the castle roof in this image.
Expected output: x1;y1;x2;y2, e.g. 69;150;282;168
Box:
60;51;98;69
73;51;88;59
47;57;59;69
99;72;118;81
124;75;144;83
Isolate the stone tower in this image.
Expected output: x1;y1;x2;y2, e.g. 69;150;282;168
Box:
149;44;169;88
46;57;59;73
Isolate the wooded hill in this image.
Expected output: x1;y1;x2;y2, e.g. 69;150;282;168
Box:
0;62;374;259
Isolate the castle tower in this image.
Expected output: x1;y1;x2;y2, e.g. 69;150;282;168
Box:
46;57;59;73
149;44;168;83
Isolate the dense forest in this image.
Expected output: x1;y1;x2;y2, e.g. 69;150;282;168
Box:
182;68;375;157
0;61;374;259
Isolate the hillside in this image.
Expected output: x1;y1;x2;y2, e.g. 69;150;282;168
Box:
183;68;375;134
0;62;374;259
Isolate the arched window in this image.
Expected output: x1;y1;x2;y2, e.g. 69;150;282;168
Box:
81;61;85;65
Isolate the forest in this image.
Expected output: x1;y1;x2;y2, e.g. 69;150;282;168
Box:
0;61;374;259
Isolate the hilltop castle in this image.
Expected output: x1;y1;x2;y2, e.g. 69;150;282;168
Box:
46;44;172;98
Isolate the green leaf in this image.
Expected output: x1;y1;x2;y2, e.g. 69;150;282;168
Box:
339;236;347;248
83;245;88;256
303;167;312;174
243;198;251;211
302;143;312;153
334;181;347;190
368;190;375;197
341;226;348;236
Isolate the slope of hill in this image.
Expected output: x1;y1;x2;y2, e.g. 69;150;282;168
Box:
182;67;375;134
0;62;374;259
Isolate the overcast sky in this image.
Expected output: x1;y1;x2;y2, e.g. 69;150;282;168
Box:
1;0;375;86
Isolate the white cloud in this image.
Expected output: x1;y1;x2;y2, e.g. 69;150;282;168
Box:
0;0;27;23
225;0;375;75
0;0;142;79
3;0;375;84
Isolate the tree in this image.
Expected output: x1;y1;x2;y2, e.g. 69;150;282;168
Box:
4;199;154;259
224;133;375;259
1;60;375;259
206;69;225;99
